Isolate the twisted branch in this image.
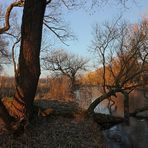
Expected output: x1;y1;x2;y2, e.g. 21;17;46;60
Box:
0;0;24;34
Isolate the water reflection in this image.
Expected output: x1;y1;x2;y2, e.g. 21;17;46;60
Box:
104;118;148;148
95;104;148;148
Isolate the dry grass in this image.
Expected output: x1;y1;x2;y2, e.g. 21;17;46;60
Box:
0;116;106;148
0;76;15;98
0;76;73;101
0;99;107;148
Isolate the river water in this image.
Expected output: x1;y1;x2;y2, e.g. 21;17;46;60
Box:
93;103;148;148
75;88;148;147
103;118;148;148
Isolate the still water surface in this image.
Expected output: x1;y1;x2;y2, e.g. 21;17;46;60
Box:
103;117;148;148
94;104;148;148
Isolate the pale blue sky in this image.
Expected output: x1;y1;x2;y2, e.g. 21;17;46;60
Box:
1;0;148;77
62;0;148;57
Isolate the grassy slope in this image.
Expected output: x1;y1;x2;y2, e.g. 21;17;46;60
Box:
0;99;107;148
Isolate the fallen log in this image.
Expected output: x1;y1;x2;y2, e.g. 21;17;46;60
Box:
130;106;148;119
93;113;124;130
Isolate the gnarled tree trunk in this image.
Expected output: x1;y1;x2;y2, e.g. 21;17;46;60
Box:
0;0;47;126
87;88;130;125
13;0;46;120
87;89;120;116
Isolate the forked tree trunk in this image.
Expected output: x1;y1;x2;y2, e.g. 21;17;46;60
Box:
0;0;47;125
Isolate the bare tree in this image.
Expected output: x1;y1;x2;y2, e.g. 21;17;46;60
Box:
0;0;138;129
87;19;148;124
0;0;46;128
42;49;88;95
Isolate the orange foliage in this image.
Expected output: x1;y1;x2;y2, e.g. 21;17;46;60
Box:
45;76;73;101
81;55;140;88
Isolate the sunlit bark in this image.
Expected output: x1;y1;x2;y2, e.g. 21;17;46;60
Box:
0;1;24;34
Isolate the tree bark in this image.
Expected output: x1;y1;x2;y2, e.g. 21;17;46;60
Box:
87;88;121;116
12;0;47;120
0;100;15;127
130;106;148;117
122;91;129;125
87;88;130;125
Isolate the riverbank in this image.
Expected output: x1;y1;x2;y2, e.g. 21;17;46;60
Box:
0;99;107;148
0;115;107;147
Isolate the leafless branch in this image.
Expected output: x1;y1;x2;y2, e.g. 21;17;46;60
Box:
43;21;74;45
0;0;24;34
12;37;21;78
